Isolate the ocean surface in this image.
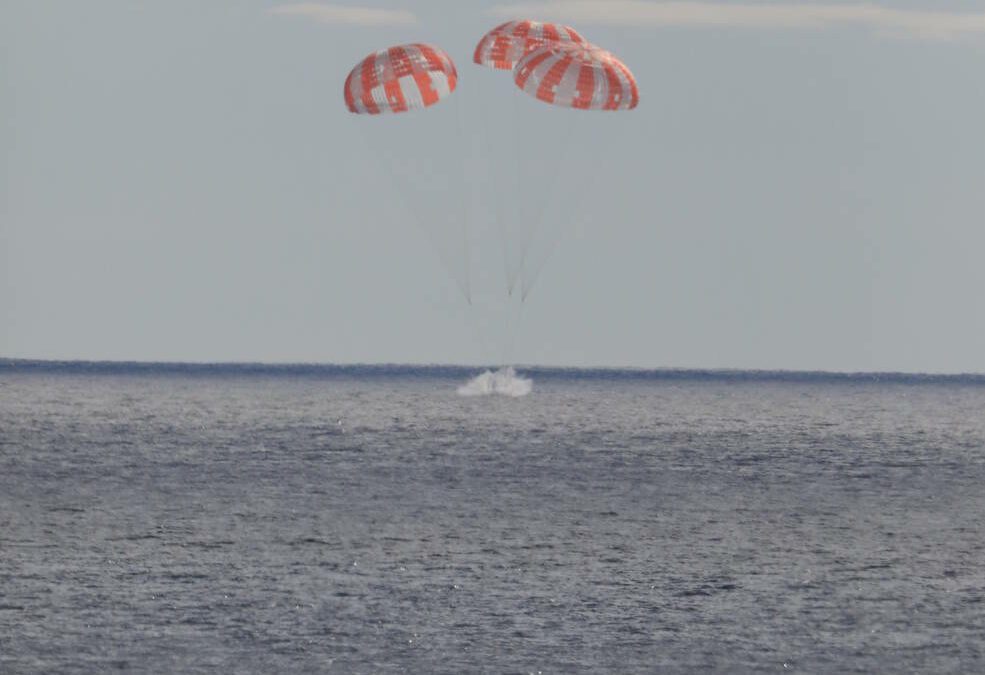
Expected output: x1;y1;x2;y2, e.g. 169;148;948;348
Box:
2;360;984;673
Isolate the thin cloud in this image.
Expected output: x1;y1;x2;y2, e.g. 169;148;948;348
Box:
270;3;418;26
486;1;985;40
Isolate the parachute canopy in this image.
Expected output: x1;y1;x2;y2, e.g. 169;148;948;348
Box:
344;44;458;115
514;43;639;111
473;20;586;71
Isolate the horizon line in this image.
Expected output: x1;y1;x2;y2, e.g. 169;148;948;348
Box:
2;357;984;382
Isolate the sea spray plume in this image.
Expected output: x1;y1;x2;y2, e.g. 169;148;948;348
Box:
457;366;532;397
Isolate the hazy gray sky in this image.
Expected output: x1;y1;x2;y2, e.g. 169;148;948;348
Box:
3;1;984;372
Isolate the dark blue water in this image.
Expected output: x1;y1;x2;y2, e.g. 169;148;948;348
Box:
2;361;984;673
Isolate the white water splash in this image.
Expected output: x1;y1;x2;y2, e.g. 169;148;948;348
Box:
457;366;532;397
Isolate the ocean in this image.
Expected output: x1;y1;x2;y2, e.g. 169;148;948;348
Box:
1;361;984;673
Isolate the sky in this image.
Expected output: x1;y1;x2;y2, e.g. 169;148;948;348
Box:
2;0;984;372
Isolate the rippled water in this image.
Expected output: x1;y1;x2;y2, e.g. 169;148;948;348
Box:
2;363;984;673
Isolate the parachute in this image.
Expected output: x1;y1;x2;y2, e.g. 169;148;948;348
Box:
344;44;472;303
342;28;640;364
344;44;457;115
474;20;586;71
514;43;639;111
470;21;601;304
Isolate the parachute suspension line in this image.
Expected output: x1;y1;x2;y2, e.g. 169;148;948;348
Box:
452;94;472;304
495;89;514;297
500;176;513;298
472;75;513;297
520;116;619;302
352;118;472;304
502;291;527;367
516;107;580;302
505;88;526;297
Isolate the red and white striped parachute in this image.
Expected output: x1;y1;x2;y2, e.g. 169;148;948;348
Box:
473;20;586;71
514;43;639;111
342;30;640;310
344;44;458;115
